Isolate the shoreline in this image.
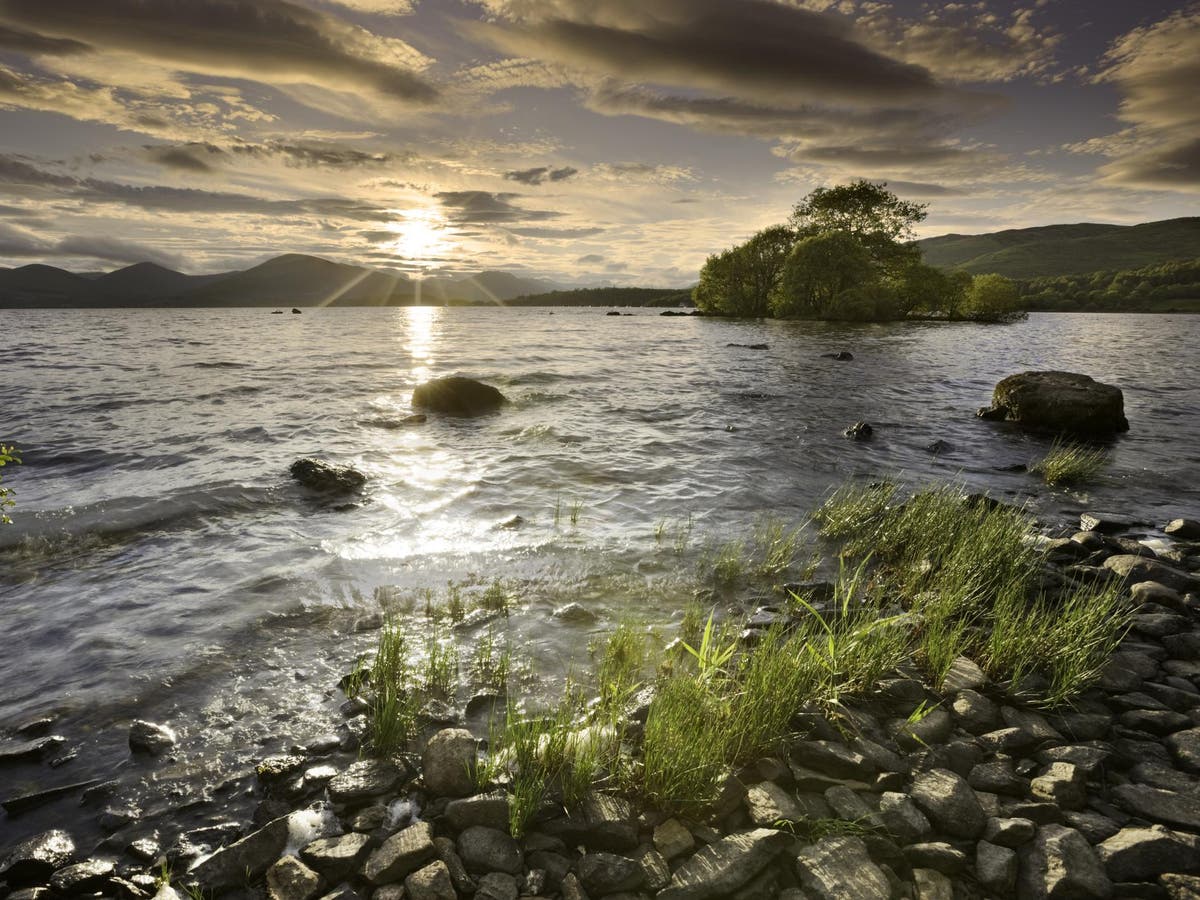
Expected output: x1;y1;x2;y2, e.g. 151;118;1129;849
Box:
4;488;1199;899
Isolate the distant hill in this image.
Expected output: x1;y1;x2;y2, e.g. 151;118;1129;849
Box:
917;217;1200;279
0;255;563;308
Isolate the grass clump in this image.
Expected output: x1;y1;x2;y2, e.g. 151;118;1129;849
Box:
368;620;419;753
708;539;747;587
1031;439;1108;486
752;516;802;577
640;673;733;812
596;622;647;709
471;625;513;692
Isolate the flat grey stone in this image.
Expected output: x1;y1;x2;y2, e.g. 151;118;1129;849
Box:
300;833;372;881
189;816;290;891
1112;784;1200;831
404;860;456;900
793;835;891;900
977;841;1017;896
1097;826;1200;882
328;759;402;803
657;828;790;900
457;826;521;875
1018;825;1113;899
909;768;987;839
265;856;322;900
363;821;436;885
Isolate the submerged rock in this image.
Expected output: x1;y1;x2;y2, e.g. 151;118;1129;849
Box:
411;376;506;416
128;720;175;755
0;830;76;887
822;351;854;360
844;421;873;440
977;370;1129;435
289;458;367;495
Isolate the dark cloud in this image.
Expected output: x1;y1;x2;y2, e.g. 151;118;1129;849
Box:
504;165;578;185
145;143;225;173
0;23;91;55
576;253;604;264
0;0;438;102
434;190;561;224
0;221;183;268
472;0;941;106
1100;138;1200;189
505;225;604;238
231;141;415;168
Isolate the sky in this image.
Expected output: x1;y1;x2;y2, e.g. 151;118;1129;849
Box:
0;0;1196;286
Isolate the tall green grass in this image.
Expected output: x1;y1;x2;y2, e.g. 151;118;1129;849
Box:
1031;439;1108;486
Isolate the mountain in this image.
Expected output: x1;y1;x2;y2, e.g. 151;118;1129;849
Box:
0;254;563;308
917;217;1200;279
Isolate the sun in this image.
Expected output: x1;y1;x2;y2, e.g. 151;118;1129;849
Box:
387;208;451;267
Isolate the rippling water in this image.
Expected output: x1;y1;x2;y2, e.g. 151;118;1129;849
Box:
1;307;1198;846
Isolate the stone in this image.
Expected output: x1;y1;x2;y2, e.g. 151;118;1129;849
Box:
432;836;475;896
257;754;307;783
1120;709;1192;735
637;848;671;893
1037;745;1111;777
1163;874;1200;900
1166;728;1200;773
984;817;1038;848
1031;762;1088;810
942;656;988;693
823;785;873;822
560;873;588;900
877;792;932;844
445;791;510;831
266;856;322;900
1164;633;1200;659
657;828;791;900
952;689;1001;734
1165;519;1200;539
1112;784;1200;831
978;841;1018;896
653;818;694;860
844;421;873;440
909;768;987;839
289;458;367;494
913;868;954;900
1097;827;1200;882
190;816;290;891
404;860;456;900
577;852;644;895
128;720;176;754
791;741;876;780
1104;556;1198;594
0;735;66;764
793;835;891;900
979;727;1042;754
580;792;639;851
1064;811;1121;845
1131;581;1187;614
904;842;968;874
980;371;1129;436
411;376;507;416
48;859;115;895
475;872;518;900
1080;512;1134;534
422;728;476;798
1019;825;1112;899
970;758;1030;797
892;708;954;750
745;781;802;826
551;602;597;623
456;826;521;875
328;759;403;803
300;833;372;881
363;822;437;885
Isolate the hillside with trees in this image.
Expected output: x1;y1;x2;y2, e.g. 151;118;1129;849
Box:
692;181;1020;322
1016;258;1200;312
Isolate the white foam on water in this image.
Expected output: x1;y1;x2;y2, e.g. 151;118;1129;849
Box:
385;797;420;830
285;805;342;856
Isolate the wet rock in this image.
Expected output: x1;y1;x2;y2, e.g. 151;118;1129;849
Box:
457;826;521;875
411;376;507;416
475;871;518;900
1097;826;1200;882
657;828;791;900
822;351;854;360
257;754;307;783
0;735;67;764
422;728;476;798
844;421;873;440
551;602;597;623
266;856;322;900
47;859;114;895
653;818;695;861
1080;512;1134;534
978;841;1018;896
1166;728;1200;773
445;791;510;831
329;759;403;803
289;458;367;495
1104;556;1198;594
2;778;102;815
577;852;644;895
190;815;290;891
979;371;1129;436
300;833;372;881
128;720;176;755
404;860;456;900
432;837;475;896
793;835;891;900
1112;784;1200;831
1165;519;1200;539
927;439;954;454
909;768;987;839
362;821;436;885
904;842;968;875
1019;825;1112;899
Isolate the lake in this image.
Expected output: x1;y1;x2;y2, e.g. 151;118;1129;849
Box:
1;307;1198;847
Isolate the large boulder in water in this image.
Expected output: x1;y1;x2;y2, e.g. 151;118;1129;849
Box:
290;458;367;494
412;376;506;416
977;371;1128;436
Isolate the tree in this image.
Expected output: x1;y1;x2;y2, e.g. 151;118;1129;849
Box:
692;225;795;316
0;445;20;525
789;180;927;278
770;231;876;318
962;273;1019;320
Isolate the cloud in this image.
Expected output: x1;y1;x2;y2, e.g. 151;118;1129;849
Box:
591;160;697;183
319;0;416;15
0;221;183;268
1087;8;1200;189
505;225;605;238
433;190;562;224
145;143;225;173
504;165;578;185
576;252;604;264
0;0;438;105
0;23;91;55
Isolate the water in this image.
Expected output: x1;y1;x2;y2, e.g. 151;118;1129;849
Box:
1;307;1198;848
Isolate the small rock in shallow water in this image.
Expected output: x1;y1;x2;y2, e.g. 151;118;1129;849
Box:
551;602;597;623
844;421;873;440
0;830;76;886
1165;518;1200;539
289;458;367;495
128;720;176;755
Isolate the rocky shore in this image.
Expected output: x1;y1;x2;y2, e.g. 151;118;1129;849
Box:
3;509;1200;900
